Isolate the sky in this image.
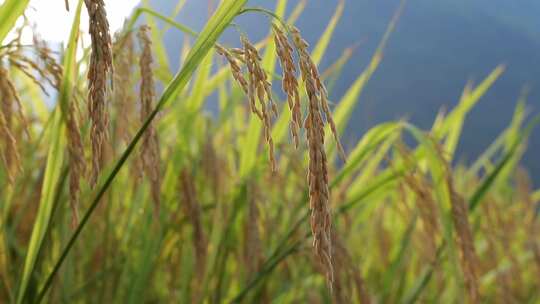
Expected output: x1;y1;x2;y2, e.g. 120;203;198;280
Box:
3;0;141;44
3;0;540;183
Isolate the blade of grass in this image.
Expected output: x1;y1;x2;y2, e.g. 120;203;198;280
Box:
468;114;540;211
0;0;30;43
311;0;344;65
327;0;405;159
440;66;504;159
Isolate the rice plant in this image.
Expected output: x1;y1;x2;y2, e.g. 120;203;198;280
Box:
1;0;539;303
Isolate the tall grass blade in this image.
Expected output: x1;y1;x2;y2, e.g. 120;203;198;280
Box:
469;114;540;211
0;0;30;42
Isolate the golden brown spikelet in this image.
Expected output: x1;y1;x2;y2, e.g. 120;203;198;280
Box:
446;173;480;303
290;27;334;288
138;25;161;215
33;36;63;90
273;24;302;148
0;112;19;184
84;0;113;186
215;45;249;95
113;31;136;145
242;36;277;171
66;99;86;228
291;27;346;162
35;40;82;214
0;66;23;184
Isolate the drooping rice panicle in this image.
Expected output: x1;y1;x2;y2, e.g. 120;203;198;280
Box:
291;26;335;288
215;45;249;96
0;66;22;184
84;0;113;186
291;27;346;162
66;99;86;228
242;36;277;172
273;24;302;148
138;25;161;215
112;31;136;145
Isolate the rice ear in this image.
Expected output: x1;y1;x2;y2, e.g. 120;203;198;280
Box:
241;35;277;172
112;31;136;145
273;24;302;148
0;66;23;184
291;26;335;288
84;0;113;186
66;98;85;228
138;25;161;216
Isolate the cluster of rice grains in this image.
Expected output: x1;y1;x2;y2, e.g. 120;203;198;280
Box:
0;65;23;184
138;26;162;216
78;1;161;216
84;0;113;186
217;25;347;287
0;35;62;184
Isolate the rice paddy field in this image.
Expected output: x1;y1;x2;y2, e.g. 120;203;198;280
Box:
1;0;539;303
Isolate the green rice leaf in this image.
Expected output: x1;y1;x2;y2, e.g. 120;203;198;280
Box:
0;0;30;43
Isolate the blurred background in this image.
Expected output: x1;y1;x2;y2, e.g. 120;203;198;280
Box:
145;0;540;183
25;0;540;183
